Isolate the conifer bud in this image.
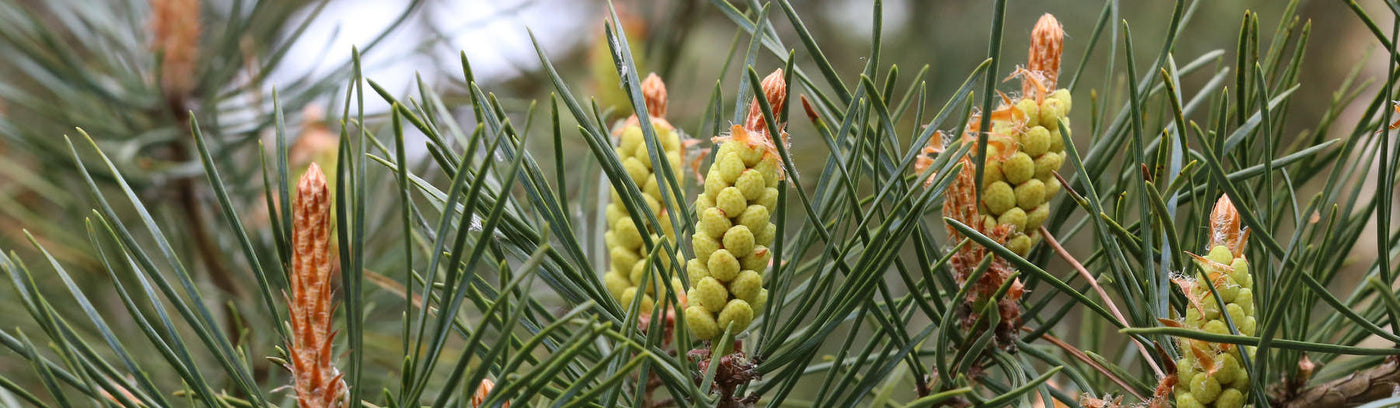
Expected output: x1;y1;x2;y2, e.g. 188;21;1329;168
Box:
745;70;787;134
642;73;667;117
685;69;785;341
149;0;200;100
1025;14;1065;96
286;163;348;408
1174;195;1253;408
472;379;509;408
603;73;687;320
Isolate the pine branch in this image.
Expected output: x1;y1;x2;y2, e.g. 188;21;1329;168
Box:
1277;357;1400;408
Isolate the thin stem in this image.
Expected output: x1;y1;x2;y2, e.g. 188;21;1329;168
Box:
1041;226;1163;378
1038;333;1148;402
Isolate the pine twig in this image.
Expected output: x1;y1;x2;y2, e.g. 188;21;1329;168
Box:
1277;356;1400;408
153;0;245;342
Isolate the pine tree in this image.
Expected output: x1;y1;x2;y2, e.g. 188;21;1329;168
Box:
0;1;1398;407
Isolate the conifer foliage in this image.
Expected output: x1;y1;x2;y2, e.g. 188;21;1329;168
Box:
0;1;1398;408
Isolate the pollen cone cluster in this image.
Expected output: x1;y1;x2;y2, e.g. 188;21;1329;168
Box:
603;73;688;316
1174;195;1255;408
920;13;1073;352
966;13;1071;256
683;69;785;341
285;164;348;408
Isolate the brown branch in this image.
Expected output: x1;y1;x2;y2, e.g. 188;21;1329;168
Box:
153;0;240;342
175;153;242;303
169;104;244;314
169;95;260;390
1276;356;1400;408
